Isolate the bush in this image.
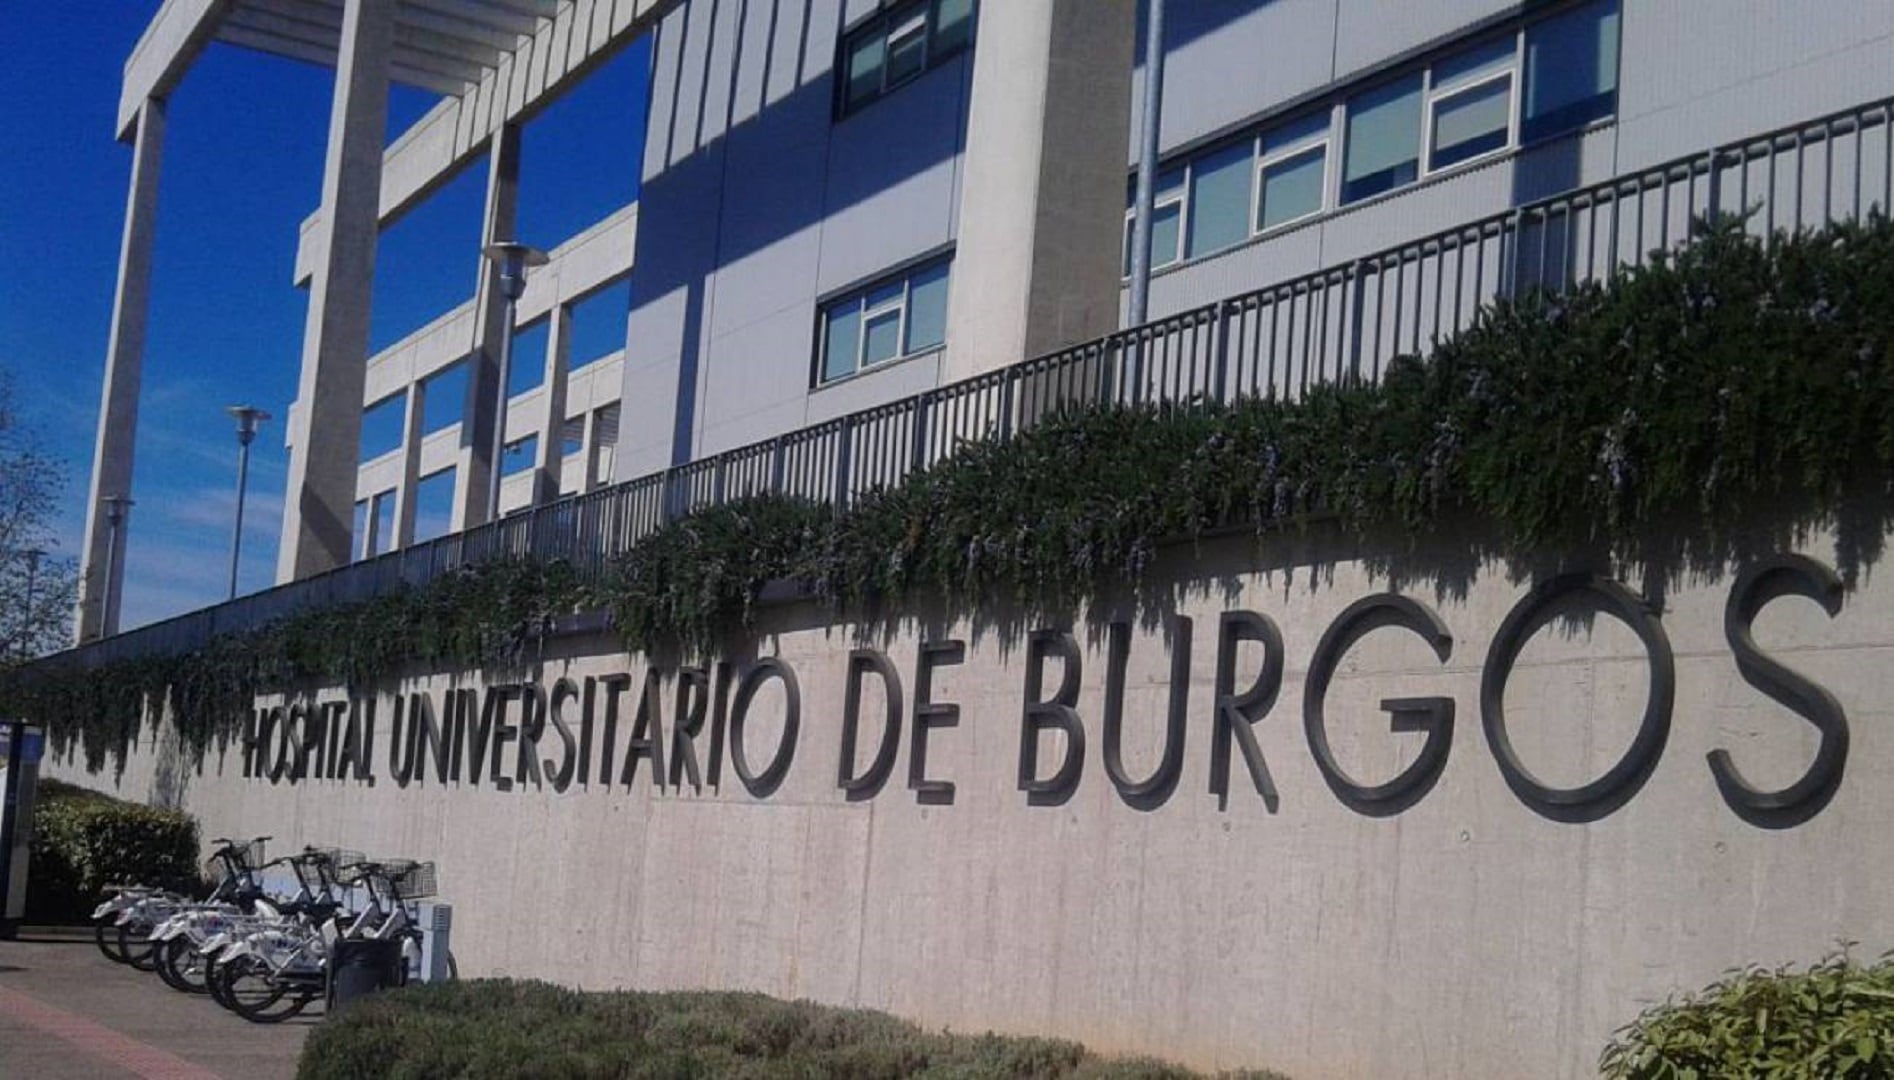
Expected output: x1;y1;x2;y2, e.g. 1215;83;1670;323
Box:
1600;950;1894;1078
297;980;1286;1080
24;778;199;924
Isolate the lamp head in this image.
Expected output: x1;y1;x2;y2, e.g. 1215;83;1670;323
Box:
226;404;273;446
483;241;549;302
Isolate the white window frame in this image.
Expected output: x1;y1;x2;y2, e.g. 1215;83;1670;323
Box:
858;284;910;372
1122;177;1189;275
818;259;951;386
1253;125;1331;237
883;8;929;89
1422;38;1522;177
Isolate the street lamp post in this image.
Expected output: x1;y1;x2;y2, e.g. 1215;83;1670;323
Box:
225;405;272;600
99;494;132;638
480;241;549;524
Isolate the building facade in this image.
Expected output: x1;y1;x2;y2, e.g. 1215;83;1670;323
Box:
77;0;1894;635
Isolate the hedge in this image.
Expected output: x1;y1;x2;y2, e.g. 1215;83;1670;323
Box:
25;777;199;924
1600;950;1894;1078
296;979;1286;1080
10;213;1894;770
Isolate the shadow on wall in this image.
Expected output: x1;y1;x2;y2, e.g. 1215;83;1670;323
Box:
630;0;972;466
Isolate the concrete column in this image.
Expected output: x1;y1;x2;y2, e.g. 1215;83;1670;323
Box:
276;0;395;583
942;0;1135;382
580;406;603;493
457;124;522;530
533;304;572;502
75;98;165;642
390;384;425;547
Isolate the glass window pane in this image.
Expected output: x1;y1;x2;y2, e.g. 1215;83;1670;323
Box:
1343;74;1423;203
502;435;538;477
359;392;407;462
412;467;456;544
933;0;974;54
863;307;903;366
1259;145;1326;230
846;33;885;109
421;361;468;435
824;302;862;382
905;262;949;352
1434;37;1515;88
1432;76;1512;169
866;280;905;311
1187;141;1254;258
1151;200;1183;267
569;279;631;370
351;500;369;561
373;492;397;555
1263;111;1330;155
886;15;927;85
509;318;549;396
1524;0;1620;141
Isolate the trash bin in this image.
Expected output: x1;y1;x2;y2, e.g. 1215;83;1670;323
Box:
327;938;404;1010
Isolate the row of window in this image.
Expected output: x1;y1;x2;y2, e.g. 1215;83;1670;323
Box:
840;0;975;115
1127;0;1621;272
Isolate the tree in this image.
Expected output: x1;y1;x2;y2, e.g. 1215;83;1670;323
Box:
0;372;78;663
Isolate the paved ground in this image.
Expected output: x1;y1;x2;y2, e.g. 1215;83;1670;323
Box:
0;929;315;1080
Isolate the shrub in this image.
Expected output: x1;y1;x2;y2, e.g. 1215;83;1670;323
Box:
24;778;199;924
297;980;1287;1080
1600;950;1894;1078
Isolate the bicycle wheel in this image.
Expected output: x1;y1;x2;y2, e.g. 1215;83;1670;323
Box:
95;921;128;964
119;924;158;972
206;956;236;1011
153;936;187;991
225;958;315;1024
159;937;211;994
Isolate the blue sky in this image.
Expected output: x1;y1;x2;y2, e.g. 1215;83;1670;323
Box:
0;6;646;633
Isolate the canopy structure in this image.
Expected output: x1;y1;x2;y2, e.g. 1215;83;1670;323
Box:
78;0;672;642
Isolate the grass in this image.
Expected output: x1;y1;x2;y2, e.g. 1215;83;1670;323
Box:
297;980;1288;1080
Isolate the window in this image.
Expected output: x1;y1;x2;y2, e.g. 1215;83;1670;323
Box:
359;392;407;463
1257;112;1330;232
593;403;619;486
559;417;585;459
1123;168;1186;274
421;361;468;435
1187;142;1252;258
353;490;397;561
1343;74;1423;204
502;435;538;477
818;257;952;384
411;467;456;544
838;0;978;115
1427;39;1517;173
1524;0;1620;142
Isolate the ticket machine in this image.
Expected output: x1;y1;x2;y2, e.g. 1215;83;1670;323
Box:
0;721;44;939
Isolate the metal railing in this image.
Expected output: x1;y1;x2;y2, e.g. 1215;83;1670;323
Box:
58;96;1894;671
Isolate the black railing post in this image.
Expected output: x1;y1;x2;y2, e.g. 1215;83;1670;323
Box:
910;393;931;472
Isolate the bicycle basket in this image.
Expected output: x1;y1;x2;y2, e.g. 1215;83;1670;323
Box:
388;860;438;899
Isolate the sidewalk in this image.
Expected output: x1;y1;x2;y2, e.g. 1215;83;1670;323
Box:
0;930;313;1080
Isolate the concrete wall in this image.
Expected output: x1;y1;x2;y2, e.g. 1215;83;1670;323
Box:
53;521;1894;1079
620;0;972;476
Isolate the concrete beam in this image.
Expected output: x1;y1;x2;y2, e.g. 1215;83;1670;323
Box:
117;0;229;140
75;99;166;641
277;0;396;583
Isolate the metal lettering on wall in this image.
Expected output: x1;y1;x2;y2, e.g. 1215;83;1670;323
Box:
237;555;1851;826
